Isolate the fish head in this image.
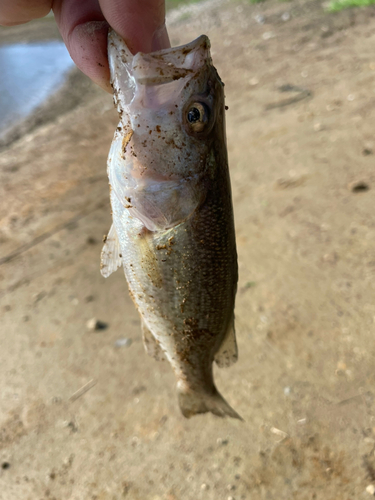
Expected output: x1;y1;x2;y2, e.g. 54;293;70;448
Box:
109;31;225;180
108;31;226;230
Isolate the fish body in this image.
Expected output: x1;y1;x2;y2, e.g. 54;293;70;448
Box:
102;31;240;419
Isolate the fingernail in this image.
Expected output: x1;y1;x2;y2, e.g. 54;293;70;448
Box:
151;23;170;52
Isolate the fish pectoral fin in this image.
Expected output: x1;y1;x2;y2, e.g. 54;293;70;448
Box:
214;316;238;368
100;224;123;278
142;320;165;361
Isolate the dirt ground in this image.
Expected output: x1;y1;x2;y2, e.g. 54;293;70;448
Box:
1;0;375;498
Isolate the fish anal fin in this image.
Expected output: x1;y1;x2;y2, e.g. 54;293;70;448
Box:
142;320;165;361
214;317;238;368
100;224;122;278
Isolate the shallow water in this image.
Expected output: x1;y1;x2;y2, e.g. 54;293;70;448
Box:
0;41;73;138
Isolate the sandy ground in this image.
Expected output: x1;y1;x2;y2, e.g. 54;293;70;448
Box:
1;0;375;498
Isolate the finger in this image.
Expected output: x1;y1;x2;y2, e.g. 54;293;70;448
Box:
0;0;52;26
98;0;170;54
53;0;111;92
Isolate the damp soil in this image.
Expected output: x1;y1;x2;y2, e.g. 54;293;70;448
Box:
1;1;375;498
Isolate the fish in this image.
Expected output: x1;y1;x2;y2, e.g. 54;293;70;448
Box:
101;30;240;419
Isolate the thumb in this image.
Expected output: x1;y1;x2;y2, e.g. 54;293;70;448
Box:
98;0;170;54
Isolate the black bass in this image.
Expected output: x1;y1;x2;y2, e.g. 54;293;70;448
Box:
101;30;240;419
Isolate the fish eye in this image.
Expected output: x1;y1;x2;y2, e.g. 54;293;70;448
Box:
186;102;209;133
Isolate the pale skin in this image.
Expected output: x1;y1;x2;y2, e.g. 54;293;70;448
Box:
0;0;170;92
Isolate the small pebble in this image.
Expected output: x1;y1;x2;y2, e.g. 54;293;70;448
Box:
86;318;107;331
217;437;228;445
115;338;132;348
201;484;209;491
363;148;373;156
254;14;265;24
34;291;47;303
281;12;290;21
348;181;369;193
249;77;259;86
366;484;375;496
313;122;323;131
323;252;338;264
262;31;274;40
270;427;288;439
284;386;291;395
347;94;355;101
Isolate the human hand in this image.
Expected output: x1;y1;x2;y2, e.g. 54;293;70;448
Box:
0;0;170;92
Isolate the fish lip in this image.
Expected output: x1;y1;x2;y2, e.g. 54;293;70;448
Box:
136;34;211;60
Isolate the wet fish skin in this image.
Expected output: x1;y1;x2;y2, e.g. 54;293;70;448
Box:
102;30;240;419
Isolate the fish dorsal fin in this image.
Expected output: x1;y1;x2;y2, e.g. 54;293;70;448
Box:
214;316;238;368
100;224;122;278
142;320;165;361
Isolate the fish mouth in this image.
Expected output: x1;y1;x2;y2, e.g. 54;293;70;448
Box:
108;31;212;108
131;35;211;85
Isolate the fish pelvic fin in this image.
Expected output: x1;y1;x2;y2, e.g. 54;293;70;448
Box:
100;224;122;278
177;381;243;420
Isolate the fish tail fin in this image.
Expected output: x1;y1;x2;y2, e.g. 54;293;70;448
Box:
177;382;243;420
